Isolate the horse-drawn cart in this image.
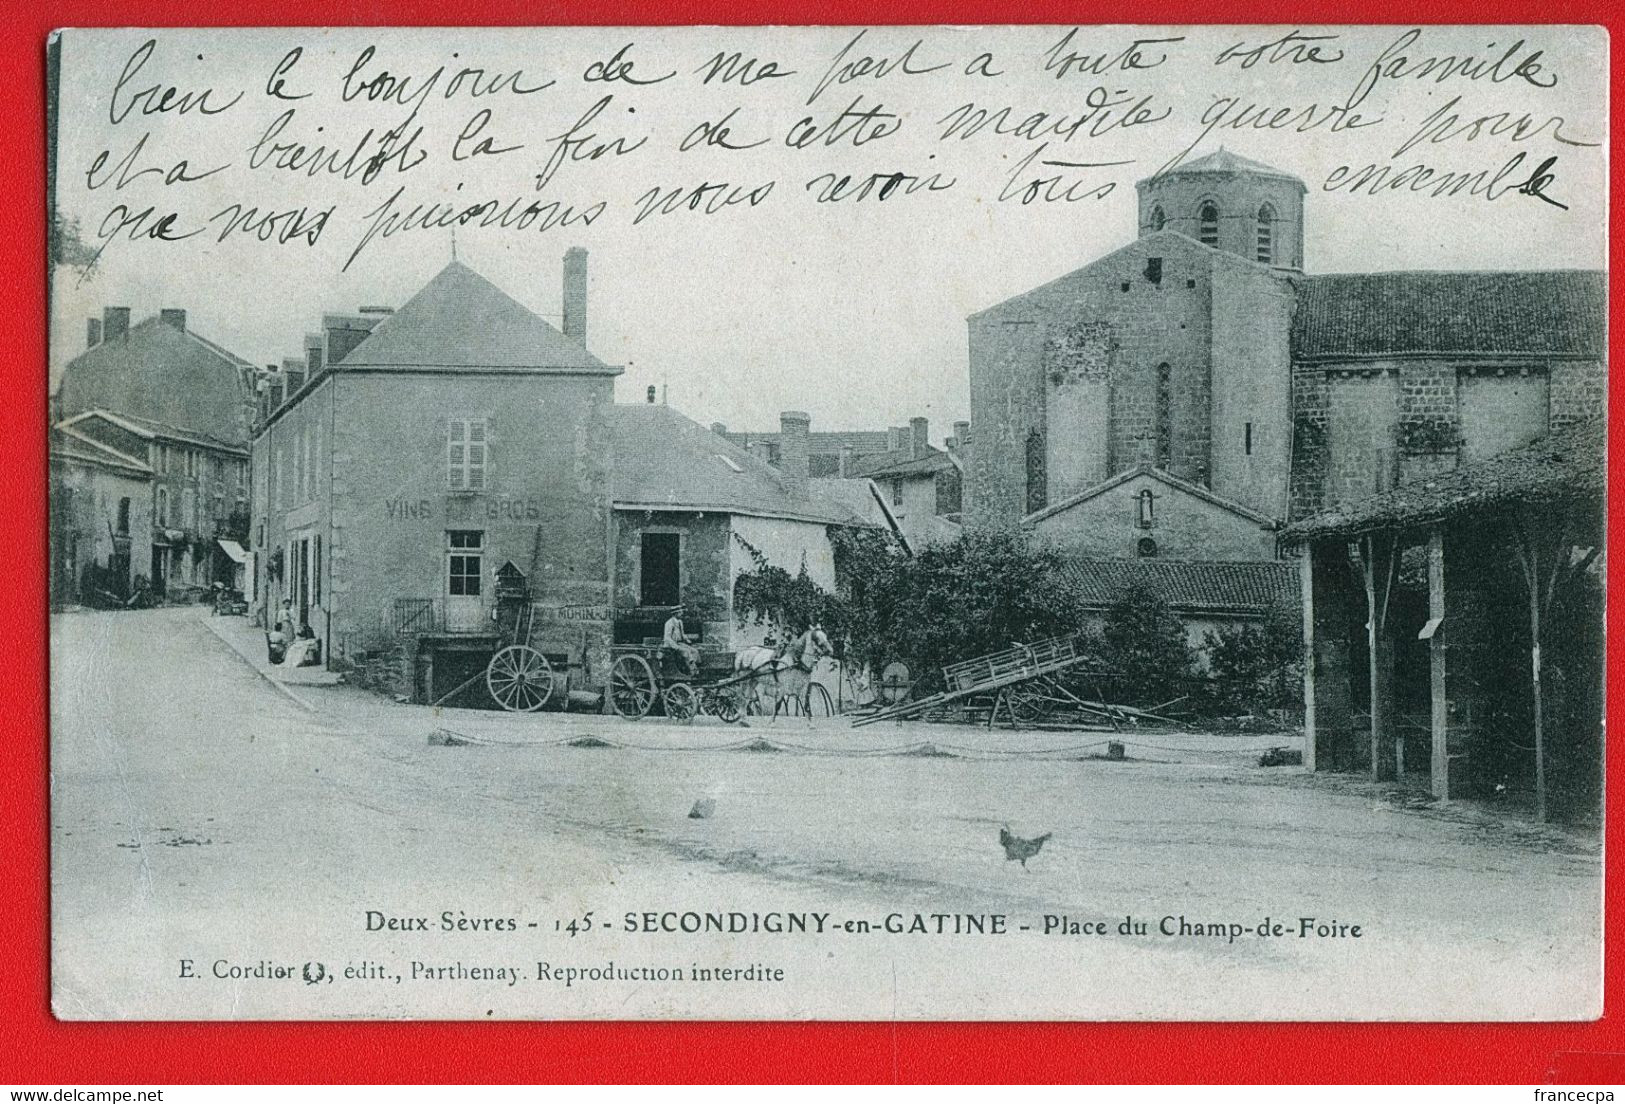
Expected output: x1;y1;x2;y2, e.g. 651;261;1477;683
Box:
607;643;748;722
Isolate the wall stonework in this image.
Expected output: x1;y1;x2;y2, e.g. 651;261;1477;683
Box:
1551;360;1606;430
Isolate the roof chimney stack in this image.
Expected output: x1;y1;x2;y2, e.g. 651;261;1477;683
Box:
839;444;855;478
779;411;810;498
102;307;131;343
86;318;102;349
562;247;588;344
910;416;929;459
646;385;656;404
159;308;186;333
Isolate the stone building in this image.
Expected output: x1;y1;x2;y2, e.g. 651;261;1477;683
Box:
251;254;621;694
56;307;257;446
56;409;249;596
48;425;151;606
965;146;1605;558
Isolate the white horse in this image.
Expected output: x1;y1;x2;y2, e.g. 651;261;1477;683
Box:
734;627;833;723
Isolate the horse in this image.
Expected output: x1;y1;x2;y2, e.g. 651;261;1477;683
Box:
734;627;833;723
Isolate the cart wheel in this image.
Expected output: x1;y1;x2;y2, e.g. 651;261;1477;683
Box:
1007;684;1046;726
803;682;836;718
879;662;912;704
662;683;698;722
485;645;554;712
707;687;744;724
609;654;657;719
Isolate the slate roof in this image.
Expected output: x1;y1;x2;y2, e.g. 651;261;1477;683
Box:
1281;420;1606;543
613;404;874;526
60;409;248;455
56;316;254;445
1153;147;1304;185
1058;559;1298;615
1293;270;1606;361
337;261;614;373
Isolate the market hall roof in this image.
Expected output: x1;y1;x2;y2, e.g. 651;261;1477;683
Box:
1280;420;1606;544
612;404;878;527
1292;270;1606;362
1057;558;1298;616
335;261;616;374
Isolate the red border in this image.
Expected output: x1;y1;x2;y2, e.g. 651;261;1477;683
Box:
7;2;1622;1084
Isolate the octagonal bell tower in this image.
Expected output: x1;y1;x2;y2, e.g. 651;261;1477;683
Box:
1136;148;1306;271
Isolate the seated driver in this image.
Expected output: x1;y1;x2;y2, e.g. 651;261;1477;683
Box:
662;605;700;678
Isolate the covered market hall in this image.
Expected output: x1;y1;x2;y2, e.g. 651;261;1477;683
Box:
1281;421;1605;823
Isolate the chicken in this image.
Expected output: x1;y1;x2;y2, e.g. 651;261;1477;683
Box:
999;826;1051;870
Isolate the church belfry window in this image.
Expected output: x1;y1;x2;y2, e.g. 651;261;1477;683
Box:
1256;204;1275;263
1149;205;1166;232
1155;363;1173;468
1197;202;1219;247
1024;428;1047;514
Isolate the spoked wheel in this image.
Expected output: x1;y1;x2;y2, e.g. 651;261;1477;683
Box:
878;661;912;704
485;645;554;712
662;683;698;722
609;654;657;719
1007;683;1046;726
700;686;744;724
803;682;836;718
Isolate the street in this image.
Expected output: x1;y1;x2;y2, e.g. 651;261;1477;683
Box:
51;607;1601;1020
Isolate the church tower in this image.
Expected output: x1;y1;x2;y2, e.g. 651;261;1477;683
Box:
1135;149;1306;271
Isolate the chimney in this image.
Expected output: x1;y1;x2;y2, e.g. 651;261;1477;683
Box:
710;421;727;436
954;421;970;451
305;333;325;375
749;440;772;465
86;318;102;349
839;444;855;478
562;247;588;343
779;411;810;498
887;426;905;451
159;308;186;332
282;357;306;399
102;307;131;343
646;385;657;404
910;416;929;459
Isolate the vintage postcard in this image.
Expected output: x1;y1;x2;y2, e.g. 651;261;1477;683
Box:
47;24;1606;1020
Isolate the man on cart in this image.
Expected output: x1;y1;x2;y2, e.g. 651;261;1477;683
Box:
662;604;700;679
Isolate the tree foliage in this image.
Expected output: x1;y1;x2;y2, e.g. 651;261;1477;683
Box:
1100;583;1193;703
1203;600;1302;712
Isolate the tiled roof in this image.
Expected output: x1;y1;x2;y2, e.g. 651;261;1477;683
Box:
1155;147;1303;184
613;404;873;526
1058;559;1298;614
50;426;152;476
337;261;614;373
722;429;895;454
1281;420;1605;543
847;447;955;479
1293;270;1606;361
61;409;247;455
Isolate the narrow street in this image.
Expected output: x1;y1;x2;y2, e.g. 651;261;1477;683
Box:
51;607;1602;1020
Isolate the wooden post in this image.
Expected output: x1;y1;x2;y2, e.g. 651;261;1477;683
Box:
1299;548;1317;773
1350;533;1398;782
1426;528;1449;800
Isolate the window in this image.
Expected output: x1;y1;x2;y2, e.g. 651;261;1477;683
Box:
294;429;305;504
1155;363;1173;468
117;497;130;535
891;479;904;506
275;449;285;509
448;418;489;490
156;445;168;474
1138;536;1159;558
1256;204;1275;263
155;487;168;527
1024;428;1047;514
1245;421;1254;456
1198;202;1219;247
1149;205;1166;232
312;420;322;501
447;530;484;597
313;535;322;606
1144;257;1162;285
639;531;680;607
1138;489;1156;528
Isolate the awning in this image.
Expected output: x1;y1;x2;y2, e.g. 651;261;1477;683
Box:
216;538;248;564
